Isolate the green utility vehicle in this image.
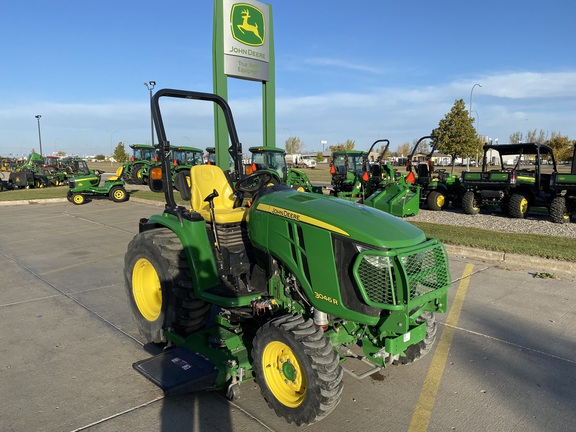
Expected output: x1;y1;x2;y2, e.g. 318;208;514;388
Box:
124;144;157;184
360;139;421;217
406;136;463;211
124;89;451;426
549;146;576;223
461;142;556;218
67;168;129;205
248;146;321;193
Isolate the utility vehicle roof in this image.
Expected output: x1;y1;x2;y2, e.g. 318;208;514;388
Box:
482;142;554;156
332;150;366;156
172;145;203;152
129;144;155;149
249;146;285;153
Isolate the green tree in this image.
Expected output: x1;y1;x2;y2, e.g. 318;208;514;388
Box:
431;99;477;172
509;131;523;144
329;139;355;152
547;132;572;162
395;142;411;158
113;142;128;163
285;136;304;154
315;151;325;163
95;154;106;161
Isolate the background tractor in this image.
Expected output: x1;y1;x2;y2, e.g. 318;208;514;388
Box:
405;136;463;211
67;167;129;205
124;89;451;426
461;142;556;218
549;145;576;223
328;149;366;199
123;144;157;184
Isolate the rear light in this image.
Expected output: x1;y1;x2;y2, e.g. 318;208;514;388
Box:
150;167;163;180
510;173;517;185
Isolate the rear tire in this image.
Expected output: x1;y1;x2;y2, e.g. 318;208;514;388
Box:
462;191;480;215
252;315;343;426
131;164;144;185
109;185;129;202
124;229;210;343
550;196;569;224
509;193;529;218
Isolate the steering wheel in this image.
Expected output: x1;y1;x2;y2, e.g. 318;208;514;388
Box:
234;171;275;194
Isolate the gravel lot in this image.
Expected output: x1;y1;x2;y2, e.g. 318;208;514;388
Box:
409;207;576;239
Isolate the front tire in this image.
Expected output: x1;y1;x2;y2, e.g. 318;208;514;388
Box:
427;190;446;211
252;315;343;426
124;229;210;343
71;193;85;205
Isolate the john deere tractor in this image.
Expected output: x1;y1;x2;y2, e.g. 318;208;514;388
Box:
124;89;451;425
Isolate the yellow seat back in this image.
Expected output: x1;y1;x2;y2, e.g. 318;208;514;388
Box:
190;165;246;224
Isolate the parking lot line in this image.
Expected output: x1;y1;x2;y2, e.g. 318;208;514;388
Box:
408;263;474;432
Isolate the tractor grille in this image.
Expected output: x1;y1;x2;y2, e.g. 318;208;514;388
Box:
355;242;450;307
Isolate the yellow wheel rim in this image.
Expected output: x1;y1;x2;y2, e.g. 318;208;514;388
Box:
436;194;445;208
113;189;125;200
520;198;528;214
262;341;306;408
132;258;162;321
73;194;84;204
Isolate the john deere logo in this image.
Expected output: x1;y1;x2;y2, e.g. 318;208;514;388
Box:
230;4;265;47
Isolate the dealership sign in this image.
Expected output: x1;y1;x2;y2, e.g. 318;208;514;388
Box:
223;0;270;81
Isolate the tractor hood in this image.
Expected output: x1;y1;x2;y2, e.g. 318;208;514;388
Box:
249;187;426;249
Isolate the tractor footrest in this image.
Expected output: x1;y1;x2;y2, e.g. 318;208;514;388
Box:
133;347;218;396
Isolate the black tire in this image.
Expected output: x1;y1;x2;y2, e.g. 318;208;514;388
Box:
550;196;570;224
427;190;446;211
124;229;211;343
508;193;529;218
500;196;510;215
395;312;438;365
71;193;85;205
109;185;129;203
131;164;144;185
252;315;343;426
462;191;480;215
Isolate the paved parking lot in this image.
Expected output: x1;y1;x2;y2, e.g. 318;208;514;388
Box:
1;199;575;431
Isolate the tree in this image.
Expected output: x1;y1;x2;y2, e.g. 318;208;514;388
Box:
113;142;128;163
509;131;523;144
395;142;411;158
95;154;106;161
329;139;355;152
285;136;304;154
547;132;572;162
315;151;325;163
431;99;477;173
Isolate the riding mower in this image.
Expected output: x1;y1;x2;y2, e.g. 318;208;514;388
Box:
124;89;451;426
406;136;463;211
67;167;129;205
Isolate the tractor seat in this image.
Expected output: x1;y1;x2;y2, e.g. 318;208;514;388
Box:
190;165;247;224
107;166;125;182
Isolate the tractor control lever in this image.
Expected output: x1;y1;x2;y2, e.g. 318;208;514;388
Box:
204;189;221;252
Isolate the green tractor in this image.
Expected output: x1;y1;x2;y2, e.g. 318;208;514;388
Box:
169;145;204;189
8;152;52;188
123;144;157;184
360;139;421;217
124;89;451;426
549;145;576;223
406;136;463;211
67;167;129;205
461;142;556;218
248;146;322;193
329;149;367;199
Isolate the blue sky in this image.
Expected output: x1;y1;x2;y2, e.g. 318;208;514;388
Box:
1;0;575;157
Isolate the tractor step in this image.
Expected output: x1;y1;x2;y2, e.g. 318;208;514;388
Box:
133;347;218;396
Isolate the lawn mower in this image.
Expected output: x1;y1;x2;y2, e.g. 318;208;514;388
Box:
124;89;451;425
67;167;129;205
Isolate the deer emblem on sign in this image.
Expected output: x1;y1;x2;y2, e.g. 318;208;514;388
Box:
237;9;263;44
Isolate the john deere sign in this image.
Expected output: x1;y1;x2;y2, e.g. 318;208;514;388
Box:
223;0;270;81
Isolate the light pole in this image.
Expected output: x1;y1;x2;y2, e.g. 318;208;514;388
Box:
469;83;482;122
321;140;327;154
144;81;156;146
35;115;43;156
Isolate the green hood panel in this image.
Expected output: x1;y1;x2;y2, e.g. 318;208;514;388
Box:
250;188;426;248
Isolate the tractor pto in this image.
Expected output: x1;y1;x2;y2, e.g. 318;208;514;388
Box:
124;89;451;425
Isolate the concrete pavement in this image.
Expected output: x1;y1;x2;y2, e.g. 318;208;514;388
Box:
1;199;575;431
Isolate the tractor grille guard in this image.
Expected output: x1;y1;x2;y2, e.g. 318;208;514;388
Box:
352;240;450;310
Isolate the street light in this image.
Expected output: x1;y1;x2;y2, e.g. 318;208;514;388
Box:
35;115;43;156
321;140;327;154
144;81;156;146
469;83;482;121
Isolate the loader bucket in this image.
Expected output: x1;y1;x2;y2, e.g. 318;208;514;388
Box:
363;183;420;217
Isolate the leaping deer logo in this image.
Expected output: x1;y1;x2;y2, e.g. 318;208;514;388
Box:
237;9;263;43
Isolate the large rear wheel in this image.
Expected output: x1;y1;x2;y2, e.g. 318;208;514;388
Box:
550;196;570;224
509;193;529;218
252;315;343;426
124;229;210;343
